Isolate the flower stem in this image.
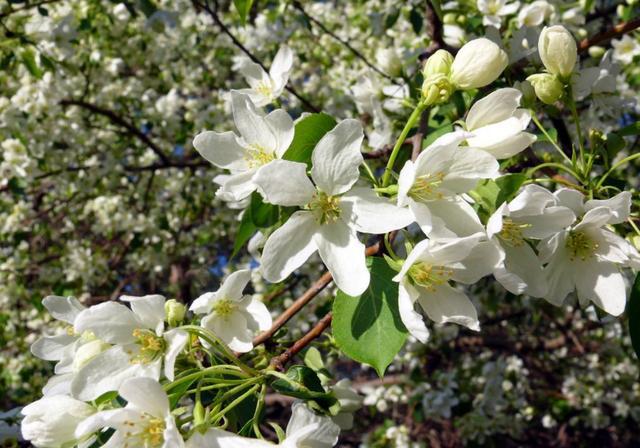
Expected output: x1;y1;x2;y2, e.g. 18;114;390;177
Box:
382;102;427;187
595;152;640;190
530;113;572;164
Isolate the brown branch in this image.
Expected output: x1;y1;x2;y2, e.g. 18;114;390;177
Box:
0;0;61;19
192;0;320;112
578;16;640;53
291;1;392;80
270;311;333;370
419;1;455;62
253;242;381;347
59;99;172;165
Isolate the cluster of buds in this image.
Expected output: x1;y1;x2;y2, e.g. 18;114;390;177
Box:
421;38;508;106
526;25;577;104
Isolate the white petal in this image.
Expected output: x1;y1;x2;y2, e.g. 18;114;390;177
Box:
202;313;253;353
397;160;417;207
185;428;273;448
43;295;84;324
440;148;499;193
509;184;556;216
541;235;574;306
120;294;166;334
398;281;430;343
574;259;626;316
486;203;507;239
190;292;215;314
594;228;636;264
451;241;502;283
418;197;485;239
42;373;73;396
520;206;575;239
162;416;185;448
218;269;252;300
466;117;523;148
471;130;536;159
264;109;295;157
341;187;414;234
243;298;272;332
216;170;257;202
494;242;548;297
584;191;631;224
313;220;369;296
75;409;139;438
31;334;76;361
231;91;277;150
311;119;364;196
261;211;319;283
193;131;248;170
554;188;585;215
119;377;169;417
574;206;614;231
416;284;480;331
74;302;140;345
285;402;340;448
253;160;315;206
466;88;522;130
269;45;294;92
71;346;161;401
163;329;188;381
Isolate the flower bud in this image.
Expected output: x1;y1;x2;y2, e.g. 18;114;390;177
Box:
450;38;508;89
588;45;605;59
165;299;186;326
526;73;564;104
422;49;453;79
538;25;577;78
421;73;455;105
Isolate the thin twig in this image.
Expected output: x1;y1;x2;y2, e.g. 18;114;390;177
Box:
578;16;640;53
291;0;393;80
270;312;333;370
60;99;172;165
0;0;61;19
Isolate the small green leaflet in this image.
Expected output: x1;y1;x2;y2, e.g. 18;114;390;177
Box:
231;193;278;258
472;174;527;215
283;113;337;169
333;257;408;377
628;273;640;360
233;0;254;25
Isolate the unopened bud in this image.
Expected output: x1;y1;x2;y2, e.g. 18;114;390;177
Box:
165;299;186;326
450;38;508;89
422;50;453;79
527;73;564;104
538;25;577;79
421;73;454;105
588;46;605;59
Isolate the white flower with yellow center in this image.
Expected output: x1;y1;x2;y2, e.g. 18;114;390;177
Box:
75;377;184;448
462;88;536;159
397;131;499;239
477;0;520;28
516;0;553;27
253;119;414;296
70;295;188;401
189;269;271;353
611;35;640;65
539;190;640;315
193;91;294;202
185;402;340;447
394;234;499;343
235;45;293;106
486;185;575;297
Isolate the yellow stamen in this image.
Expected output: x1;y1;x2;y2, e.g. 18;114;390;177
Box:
565;231;599;261
212;298;236;319
498;218;531;247
131;329;165;364
245;143;275;169
309;191;342;225
409;172;445;202
408;262;453;292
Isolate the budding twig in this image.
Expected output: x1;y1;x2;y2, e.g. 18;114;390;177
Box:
578;16;640;53
270;311;333;370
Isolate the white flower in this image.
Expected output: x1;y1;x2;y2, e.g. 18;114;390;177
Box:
450;38;508;89
477;0;520;28
235;46;293;106
21;395;96;448
516;0;553;27
189;269;271;353
572;50;620;101
463;88;536;159
75;377;184;448
539;190;640;316
393;234;498;343
185;402;340;447
538;25;577;78
397;131;499;239
193;91;294;202
330;379;363;430
70;295;188;400
611;35;640;65
486;185;575;297
254;119;413;296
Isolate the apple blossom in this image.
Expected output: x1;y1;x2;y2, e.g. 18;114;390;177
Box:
477;0;521;29
235;46;294;106
189;269;271;353
450;37;509;89
254;119;414;296
193;91;294;202
538;25;577;78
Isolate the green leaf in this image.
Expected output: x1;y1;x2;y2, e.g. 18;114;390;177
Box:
249;192;278;228
167;376;197;408
271;365;337;410
231;209;257;258
333;257;408;377
423;123;453;148
233;0;254;25
628;273;640;360
409;7;423;34
618;122;640;137
20;48;43;79
605;132;626;160
472;174;527;214
283;113;337;169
